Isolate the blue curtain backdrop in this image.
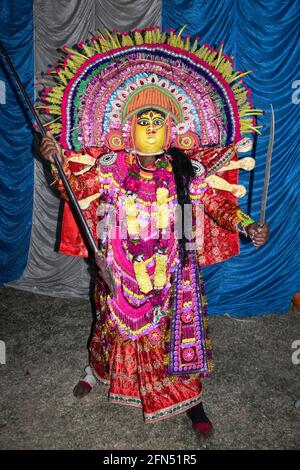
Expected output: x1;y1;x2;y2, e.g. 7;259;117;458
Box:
163;0;300;315
0;0;34;283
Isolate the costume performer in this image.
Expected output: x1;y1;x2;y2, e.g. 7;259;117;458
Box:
40;28;269;436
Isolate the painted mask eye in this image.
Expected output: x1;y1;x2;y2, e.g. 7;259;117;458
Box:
153;118;165;127
137;119;150;126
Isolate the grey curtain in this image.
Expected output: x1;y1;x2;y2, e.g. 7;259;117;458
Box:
8;0;161;298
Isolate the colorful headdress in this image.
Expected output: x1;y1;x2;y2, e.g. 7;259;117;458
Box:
39;28;262;152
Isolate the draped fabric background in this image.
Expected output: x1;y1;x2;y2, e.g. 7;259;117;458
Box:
163;0;300;315
0;0;34;283
1;0;299;315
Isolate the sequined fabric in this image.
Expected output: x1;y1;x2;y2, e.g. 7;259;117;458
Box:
90;282;203;423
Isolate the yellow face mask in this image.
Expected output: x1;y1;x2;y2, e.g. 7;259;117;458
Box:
134;110;166;154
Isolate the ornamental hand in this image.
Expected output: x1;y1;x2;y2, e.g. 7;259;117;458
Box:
95;251;117;298
40;131;63;164
246;222;269;247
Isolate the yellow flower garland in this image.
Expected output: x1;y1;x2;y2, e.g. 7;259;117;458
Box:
156;187;170;229
133;259;152;294
124;197;140;236
153;253;167;289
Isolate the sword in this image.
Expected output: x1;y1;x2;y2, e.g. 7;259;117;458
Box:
0;40;98;255
259;104;274;227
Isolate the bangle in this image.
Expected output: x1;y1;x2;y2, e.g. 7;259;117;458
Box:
241;218;255;228
236;209;255;228
237;222;248;236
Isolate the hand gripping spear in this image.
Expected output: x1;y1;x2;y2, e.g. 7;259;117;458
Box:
0;41;117;296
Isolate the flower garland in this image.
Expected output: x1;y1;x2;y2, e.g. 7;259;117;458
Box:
123;155;173;302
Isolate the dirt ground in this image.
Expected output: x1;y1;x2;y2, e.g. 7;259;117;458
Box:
0;285;299;450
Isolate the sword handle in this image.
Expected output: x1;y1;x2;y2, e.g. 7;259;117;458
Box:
255;222;265;250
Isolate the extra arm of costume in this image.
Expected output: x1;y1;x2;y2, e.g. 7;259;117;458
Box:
189;139;255;233
193;138;253;177
50;148;104;206
204;187;252;232
50;148;107;258
190;178;254;234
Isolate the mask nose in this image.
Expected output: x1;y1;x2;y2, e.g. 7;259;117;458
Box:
147;121;155;134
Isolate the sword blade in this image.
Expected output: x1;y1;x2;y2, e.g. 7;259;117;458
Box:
259;104;274;225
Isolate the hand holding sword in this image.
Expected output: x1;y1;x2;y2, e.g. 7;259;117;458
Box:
246;221;269;248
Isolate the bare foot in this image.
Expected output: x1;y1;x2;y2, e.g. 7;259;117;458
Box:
73;381;92;399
